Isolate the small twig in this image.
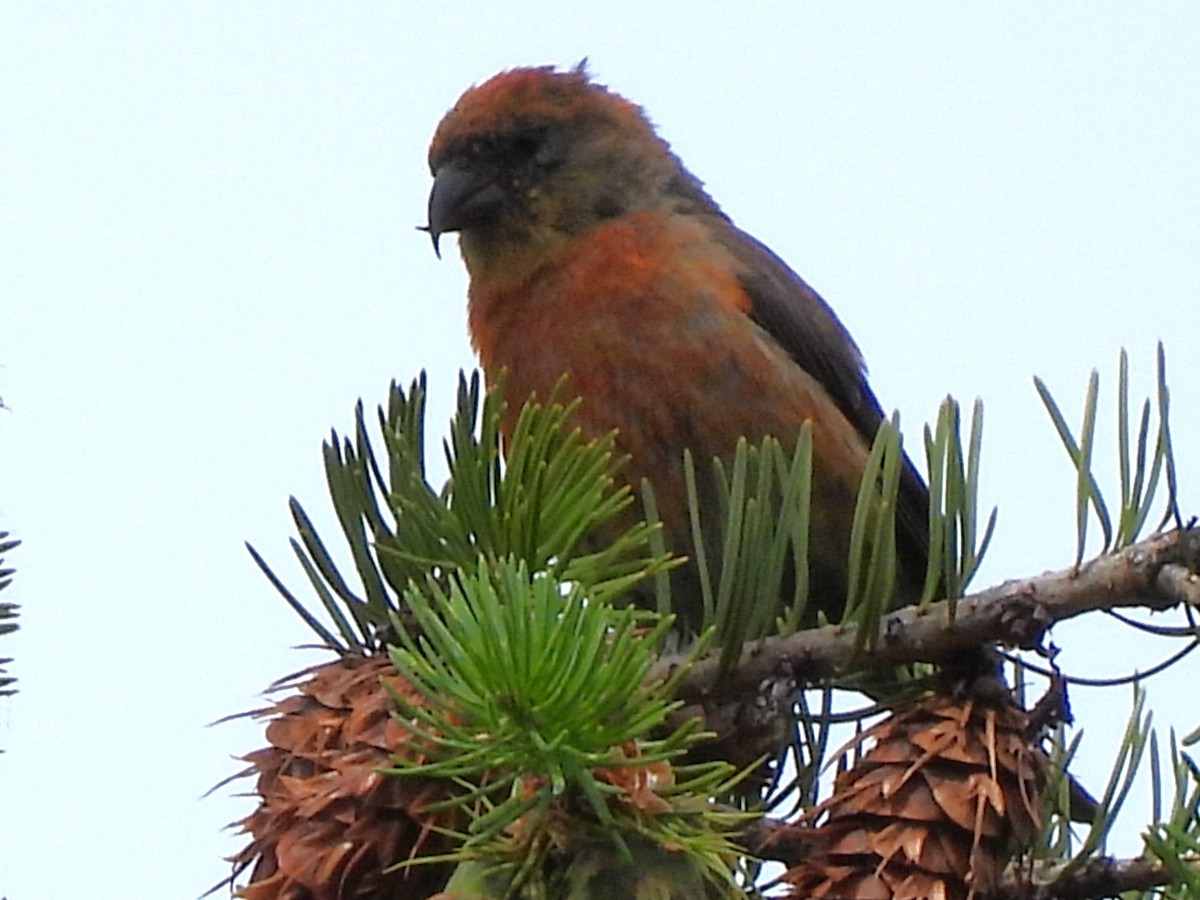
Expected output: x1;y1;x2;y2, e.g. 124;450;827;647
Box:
1105;606;1199;637
1026;674;1072;733
740;817;811;866
655;527;1200;705
996;854;1193;899
1004;639;1200;688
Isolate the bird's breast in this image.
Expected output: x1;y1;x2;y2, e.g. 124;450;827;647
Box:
467;212;869;533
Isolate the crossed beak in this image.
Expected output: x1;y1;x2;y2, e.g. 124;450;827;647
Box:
424;164;506;259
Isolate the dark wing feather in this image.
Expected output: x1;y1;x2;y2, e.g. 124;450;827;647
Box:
711;221;932;595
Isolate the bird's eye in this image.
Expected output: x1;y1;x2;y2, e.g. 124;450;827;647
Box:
467;131;545;170
498;131;547;170
510;133;541;160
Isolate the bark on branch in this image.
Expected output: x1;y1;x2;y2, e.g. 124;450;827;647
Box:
656;526;1200;704
996;854;1192;899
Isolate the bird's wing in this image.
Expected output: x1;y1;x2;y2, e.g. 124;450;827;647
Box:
714;225;881;437
711;220;933;585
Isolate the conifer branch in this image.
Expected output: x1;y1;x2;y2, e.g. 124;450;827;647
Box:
996;855;1192;899
659;526;1200;704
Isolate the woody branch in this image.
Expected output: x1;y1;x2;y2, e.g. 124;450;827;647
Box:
656;526;1200;704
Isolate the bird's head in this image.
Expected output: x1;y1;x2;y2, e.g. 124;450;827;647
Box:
425;65;714;279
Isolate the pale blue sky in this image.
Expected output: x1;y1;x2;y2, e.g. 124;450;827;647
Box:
2;5;1199;897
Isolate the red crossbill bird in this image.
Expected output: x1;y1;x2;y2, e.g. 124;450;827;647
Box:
425;64;930;633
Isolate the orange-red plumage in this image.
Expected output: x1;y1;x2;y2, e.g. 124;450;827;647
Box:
426;65;930;630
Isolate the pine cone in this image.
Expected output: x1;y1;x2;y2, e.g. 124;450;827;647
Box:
227;655;456;900
782;695;1046;900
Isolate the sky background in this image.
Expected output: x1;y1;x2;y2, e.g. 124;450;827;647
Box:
3;4;1199;897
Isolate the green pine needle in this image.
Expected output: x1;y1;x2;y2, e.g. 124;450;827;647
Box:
921;397;997;609
1143;731;1200;899
844;416;902;649
676;429;815;667
250;372;671;652
1065;684;1153;872
1035;345;1179;565
386;555;747;890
